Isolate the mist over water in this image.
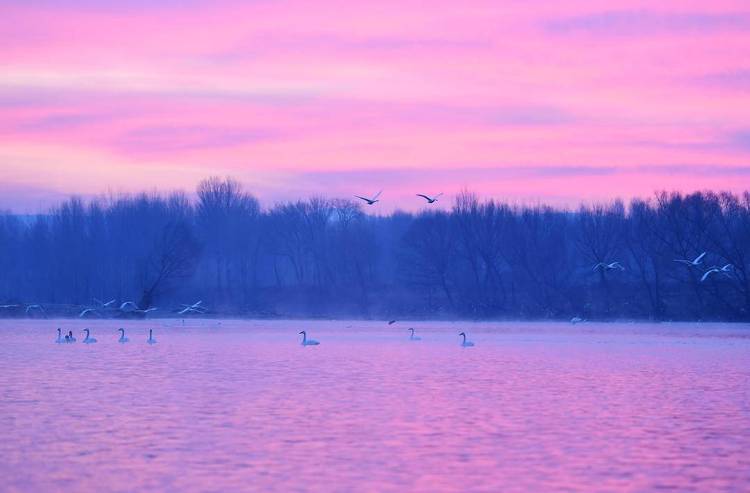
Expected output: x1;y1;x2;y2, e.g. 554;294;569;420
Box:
2;319;749;492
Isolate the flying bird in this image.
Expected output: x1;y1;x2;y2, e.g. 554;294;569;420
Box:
354;190;382;205
179;300;206;315
416;193;443;204
593;261;625;272
701;264;734;282
119;301;139;311
25;304;45;315
79;308;99;318
674;252;707;267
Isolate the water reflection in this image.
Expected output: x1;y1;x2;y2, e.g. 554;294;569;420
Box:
1;320;748;492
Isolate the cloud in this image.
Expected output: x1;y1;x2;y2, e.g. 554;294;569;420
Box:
113;125;277;153
730;132;750;151
18;112;113;132
296;164;750;188
10;0;210;13
634;164;750;176
546;10;750;36
695;69;750;91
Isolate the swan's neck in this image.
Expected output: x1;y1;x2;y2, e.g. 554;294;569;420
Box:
461;334;466;343
301;332;307;343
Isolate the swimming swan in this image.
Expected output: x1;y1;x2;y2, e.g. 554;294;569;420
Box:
55;328;64;343
147;329;157;345
299;331;320;346
82;328;97;344
118;328;129;343
459;332;475;347
408;328;422;341
67;330;76;343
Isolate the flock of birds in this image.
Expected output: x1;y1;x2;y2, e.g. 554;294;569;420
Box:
299;326;474;346
54;323;476;347
593;251;734;283
354;190;443;206
360;191;735;286
0;299;207;319
55;327;157;344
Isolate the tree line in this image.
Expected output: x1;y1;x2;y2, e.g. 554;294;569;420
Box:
0;177;748;321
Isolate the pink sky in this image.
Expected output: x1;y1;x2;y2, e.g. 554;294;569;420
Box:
1;0;749;212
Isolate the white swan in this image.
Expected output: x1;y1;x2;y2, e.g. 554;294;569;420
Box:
593;261;625;272
118;328;129;343
674;251;707;267
55;328;64;343
416;193;443;204
408;328;422;341
299;331;320;346
459;332;475;347
82;328;97;344
147;329;157;345
94;298;116;308
79;308;99;318
179;300;206;315
354;190;382;205
119;301;139;311
67;330;76;343
25;304;46;315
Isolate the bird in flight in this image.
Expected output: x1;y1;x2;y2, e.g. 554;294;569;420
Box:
593;261;625;272
179;300;206;315
25;304;45;314
700;263;734;282
79;308;99;318
119;301;139;311
416;193;443;204
674;252;707;267
354;190;382;205
94;298;116;308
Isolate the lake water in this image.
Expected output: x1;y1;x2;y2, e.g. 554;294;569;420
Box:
1;319;749;492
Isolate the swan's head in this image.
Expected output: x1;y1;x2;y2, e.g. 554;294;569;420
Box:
119;328;124;333
84;328;90;336
459;332;466;336
298;331;306;335
408;328;415;333
68;331;73;336
57;328;61;334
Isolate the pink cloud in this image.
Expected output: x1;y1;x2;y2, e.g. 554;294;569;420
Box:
0;1;749;212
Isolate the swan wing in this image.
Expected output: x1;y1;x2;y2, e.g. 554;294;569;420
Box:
372;190;382;200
